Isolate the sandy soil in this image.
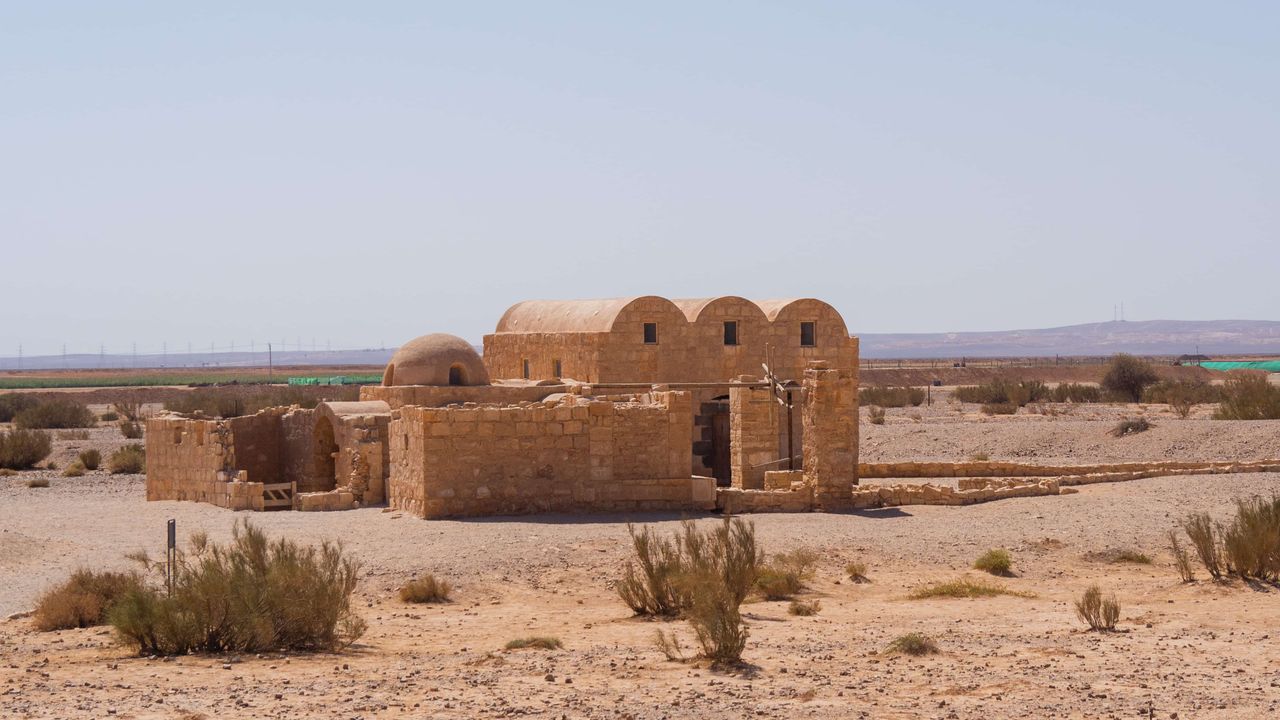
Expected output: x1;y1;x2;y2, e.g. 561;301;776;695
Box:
2;408;1279;719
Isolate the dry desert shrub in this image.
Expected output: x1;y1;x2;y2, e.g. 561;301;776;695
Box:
1050;383;1103;403
859;386;925;408
981;401;1018;416
62;460;86;477
14;399;96;429
399;574;452;603
1092;548;1153;565
34;569;144;631
57;429;90;441
110;519;365;655
968;452;990;462
0;393;39;422
1213;374;1280;420
787;599;820;616
1075;585;1120;631
0;468;16;477
118;420;144;439
956;380;1050;407
99;411;120;422
1109;417;1152;437
623;518;761;665
866;405;886;425
108;444;146;474
78;448;101;470
1219;496;1280;581
26;477;50;488
1182;513;1223;580
845;560;869;583
0;428;53;470
973;549;1013;576
909;578;1034;600
112;401;143;421
755;547;819;600
1101;354;1158;403
885;632;938;656
1168;530;1195;583
505;636;562;650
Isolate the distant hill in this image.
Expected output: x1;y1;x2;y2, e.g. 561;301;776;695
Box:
857;320;1280;359
0;348;395;371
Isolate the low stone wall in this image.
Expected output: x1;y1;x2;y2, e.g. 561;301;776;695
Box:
716;485;813;514
860;459;1280;480
849;479;1063;509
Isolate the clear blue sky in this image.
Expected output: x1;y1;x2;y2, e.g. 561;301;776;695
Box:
3;1;1277;355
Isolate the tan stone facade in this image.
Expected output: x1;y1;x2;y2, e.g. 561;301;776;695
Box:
146;294;865;519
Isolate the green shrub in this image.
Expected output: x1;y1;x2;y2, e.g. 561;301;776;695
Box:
1143;381;1221;415
1101;354;1158;403
956;380;1051;407
0;393;39;422
108;444;146;474
866;405;886;425
859;386;925;408
787;599;820;616
885;632;938;656
78;449;101;470
1109;417;1152;437
1075;585;1120;631
109;520;366;655
14;399;96;429
973;549;1012;576
62;460;86;477
1213;374;1280;420
504;636;562;650
34;569;144;631
0;428;53;470
118;420;143;439
399;575;451;603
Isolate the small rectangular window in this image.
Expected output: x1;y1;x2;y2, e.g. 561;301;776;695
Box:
553;359;562;378
800;321;817;347
723;321;738;346
643;322;658;344
522;359;531;379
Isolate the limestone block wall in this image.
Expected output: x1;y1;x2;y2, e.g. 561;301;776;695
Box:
730;381;781;490
802;360;858;510
146;415;234;505
362;383;568;410
388;392;705;519
482;332;606;382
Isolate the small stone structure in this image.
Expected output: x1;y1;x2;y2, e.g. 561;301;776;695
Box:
146;295;862;518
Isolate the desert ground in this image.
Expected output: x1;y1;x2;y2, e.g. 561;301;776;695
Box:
2;393;1279;719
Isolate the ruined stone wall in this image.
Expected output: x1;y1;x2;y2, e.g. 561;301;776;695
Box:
803;360;858;510
361;383;567;410
730;382;781;490
145;414;266;511
281;409;320;492
388;392;708;519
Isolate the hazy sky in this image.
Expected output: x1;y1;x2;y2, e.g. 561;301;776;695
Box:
3;2;1277;356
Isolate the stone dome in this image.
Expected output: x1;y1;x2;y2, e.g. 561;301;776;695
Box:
382;334;490;387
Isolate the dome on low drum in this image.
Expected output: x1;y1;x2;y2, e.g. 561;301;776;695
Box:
382;334;489;387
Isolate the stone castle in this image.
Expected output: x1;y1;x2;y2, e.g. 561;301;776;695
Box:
145;296;859;518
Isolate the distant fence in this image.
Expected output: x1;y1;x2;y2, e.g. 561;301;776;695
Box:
287;375;383;386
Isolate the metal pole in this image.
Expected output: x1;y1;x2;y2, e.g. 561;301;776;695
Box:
786;390;795;471
166;519;176;596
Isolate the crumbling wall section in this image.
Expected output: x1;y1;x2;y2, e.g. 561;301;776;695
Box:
803;359;858;510
730;379;779;490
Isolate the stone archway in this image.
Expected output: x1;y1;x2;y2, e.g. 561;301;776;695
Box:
313;416;338;492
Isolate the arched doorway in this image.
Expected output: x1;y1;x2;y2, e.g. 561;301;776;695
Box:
448;363;467;386
313;416;338;491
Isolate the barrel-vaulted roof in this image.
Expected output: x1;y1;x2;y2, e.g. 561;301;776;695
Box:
495;296;678;333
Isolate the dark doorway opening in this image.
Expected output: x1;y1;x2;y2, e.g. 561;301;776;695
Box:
313;416;338;492
448;364;466;386
698;395;731;486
